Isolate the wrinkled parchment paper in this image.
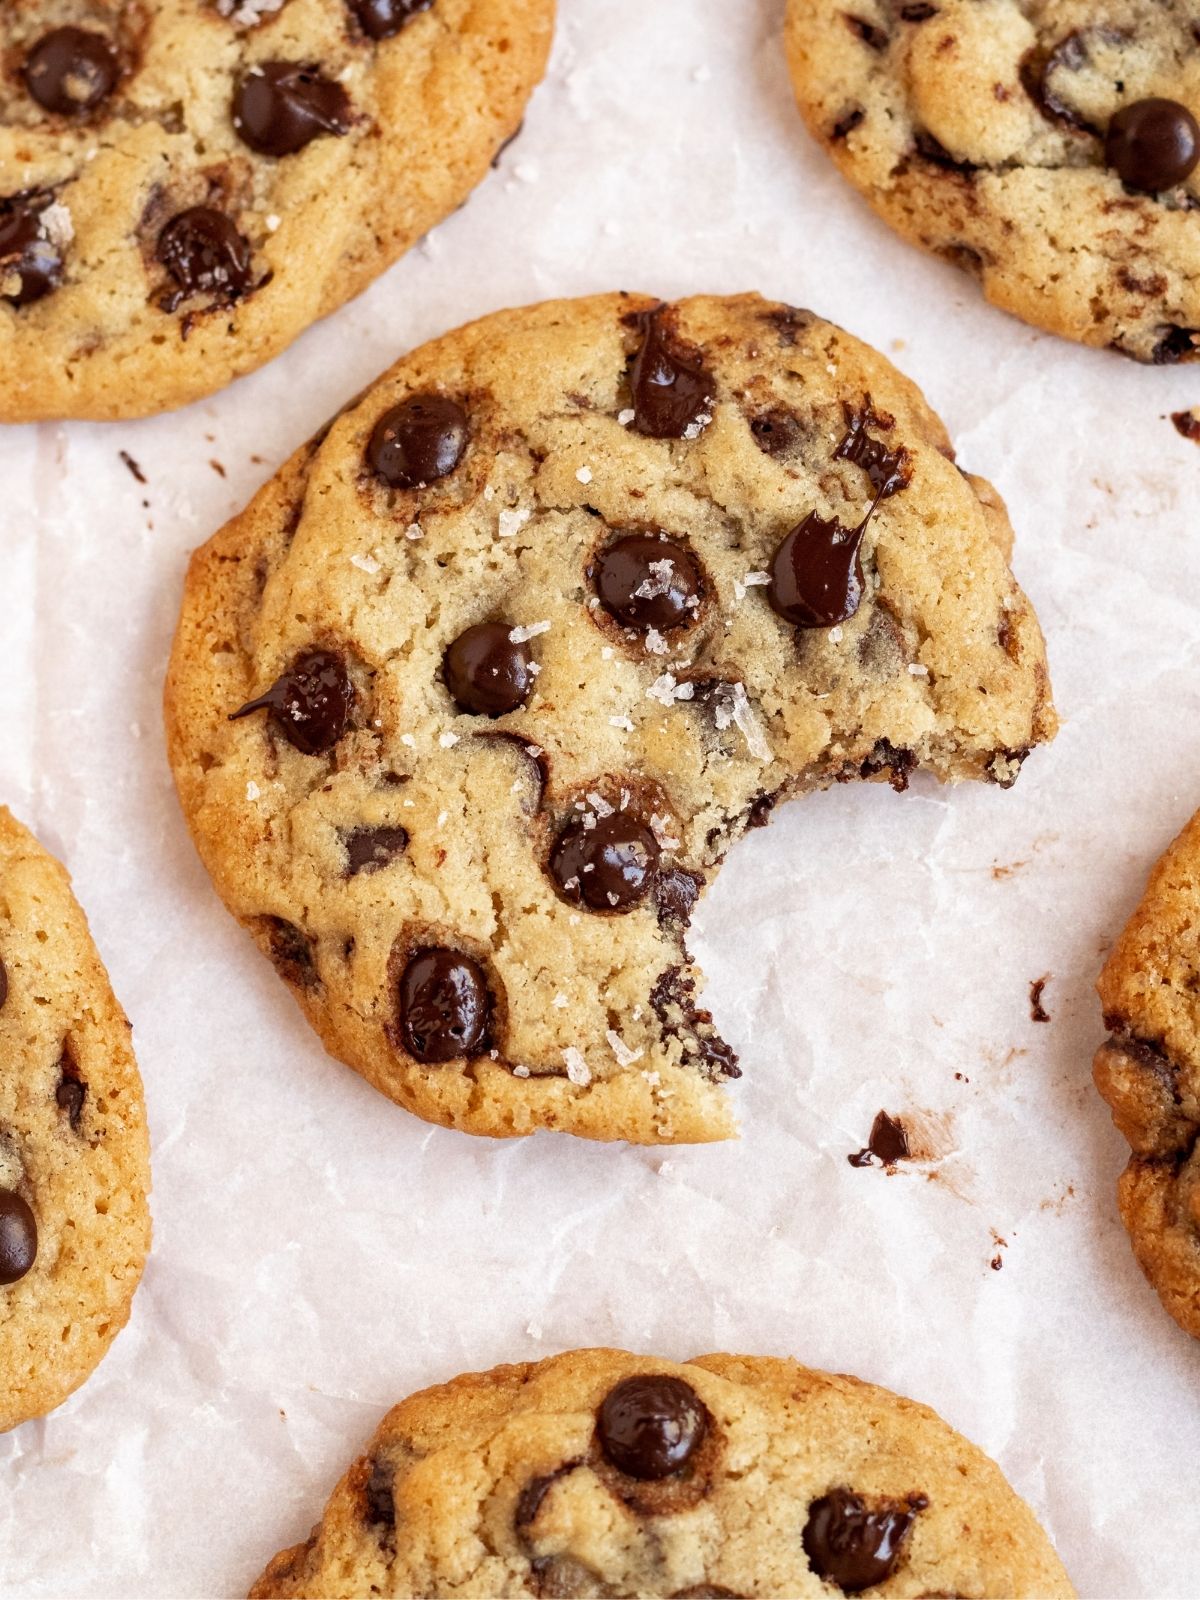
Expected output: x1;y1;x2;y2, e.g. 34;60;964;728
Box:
3;2;1199;1594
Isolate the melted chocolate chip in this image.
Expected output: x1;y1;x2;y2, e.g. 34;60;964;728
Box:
1152;324;1200;364
516;1459;583;1528
655;868;702;930
597;1375;709;1481
156;207;253;312
347;0;432;40
261;917;319;989
367;394;468;488
848;1110;910;1168
549;810;661;912
230;649;355;755
444;623;534;716
233;62;352;157
629;308;713;438
0;1191;37;1286
474;730;550;807
0;957;7;1012
592;535;702;631
363;1459;395;1526
55;1046;87;1131
768;511;867;629
1106;99;1200;192
835;406;911;497
23;26;120;117
397;947;490;1061
1020;31;1108;132
831;106;865;141
802;1490;926;1594
0;196;62;306
344;825;409;876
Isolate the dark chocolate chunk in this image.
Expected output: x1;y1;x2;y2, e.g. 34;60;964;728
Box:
363;1459;395;1526
655;868;702;930
549;810;661;912
344;825;409;876
397;947;490;1061
848;1110;910;1168
1152;325;1200;364
232;62;352;157
592;535;702;631
630;308;713;438
1106;99;1200;192
443;623;534;716
367;394;468;487
347;0;433;40
261;917;319;989
0;1191;37;1286
802;1490;926;1594
55;1045;87;1131
156;206;253;312
23;27;120;117
834;405;911;498
597;1375;709;1481
0;195;63;306
768;511;867;629
230;649;355;755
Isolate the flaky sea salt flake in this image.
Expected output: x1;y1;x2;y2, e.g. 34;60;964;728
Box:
509;621;551;643
562;1047;591;1086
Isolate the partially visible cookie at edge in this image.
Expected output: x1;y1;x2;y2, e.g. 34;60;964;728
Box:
165;290;1056;1146
1096;807;1200;1339
0;806;152;1432
0;0;555;421
249;1346;1076;1598
784;0;1200;362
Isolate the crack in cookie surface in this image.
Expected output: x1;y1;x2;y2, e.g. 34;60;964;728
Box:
164;290;1056;1146
785;0;1200;359
0;0;554;419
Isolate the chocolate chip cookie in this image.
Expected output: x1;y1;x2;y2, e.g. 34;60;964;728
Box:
164;291;1056;1145
249;1347;1075;1598
784;1;1200;362
0;0;554;421
1094;807;1200;1339
0;807;151;1431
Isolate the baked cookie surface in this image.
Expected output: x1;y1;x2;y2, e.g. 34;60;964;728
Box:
165;291;1056;1146
0;806;151;1432
249;1346;1075;1598
0;0;554;421
1096;808;1200;1339
784;0;1200;361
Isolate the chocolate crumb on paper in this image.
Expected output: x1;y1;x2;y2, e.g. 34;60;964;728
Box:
118;450;146;484
848;1109;910;1169
1029;975;1051;1023
1170;409;1200;443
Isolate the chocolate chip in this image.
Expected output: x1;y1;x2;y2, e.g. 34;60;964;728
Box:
858;738;915;792
55;1046;87;1131
802;1490;926;1594
749;409;804;457
344;825;409;876
0;195;62;306
347;0;432;40
629;308;713;438
0;1191;37;1286
655;868;702;930
367;394;468;488
363;1459;395;1526
0;957;7;1013
516;1460;583;1528
913;129;978;175
1106;99;1200;192
592;535;702;631
232;62;352;157
769;512;867;629
597;1375;709;1481
843;14;888;50
230;649;355;755
549;810;661;912
474;730;550;807
831;106;865;141
444;623;534;716
261;917;319;989
848;1109;909;1168
156;207;253;313
397;947;490;1061
835;405;911;498
23;26;120;117
1152;324;1200;364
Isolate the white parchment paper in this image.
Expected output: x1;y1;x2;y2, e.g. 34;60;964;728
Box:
2;2;1199;1594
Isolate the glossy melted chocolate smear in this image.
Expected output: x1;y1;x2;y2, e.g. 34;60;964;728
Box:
367;394;468;488
1106;97;1200;193
629;308;713;439
232;62;352;157
397;947;490;1062
802;1489;927;1594
157;207;253;313
0;195;63;306
347;0;433;40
